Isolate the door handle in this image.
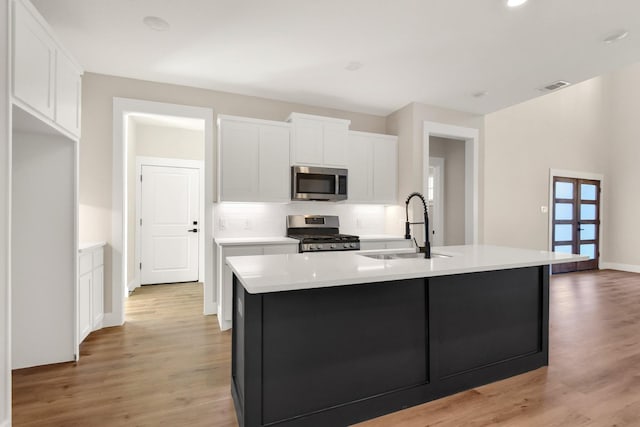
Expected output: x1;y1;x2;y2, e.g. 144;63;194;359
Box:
188;228;198;233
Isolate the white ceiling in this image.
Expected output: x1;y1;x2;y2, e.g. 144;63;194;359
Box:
33;0;640;116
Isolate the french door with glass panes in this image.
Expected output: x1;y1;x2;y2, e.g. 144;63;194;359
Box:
552;177;600;273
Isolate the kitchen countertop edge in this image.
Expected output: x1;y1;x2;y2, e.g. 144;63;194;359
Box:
226;244;587;294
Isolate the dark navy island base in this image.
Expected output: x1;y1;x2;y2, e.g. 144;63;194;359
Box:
231;266;549;427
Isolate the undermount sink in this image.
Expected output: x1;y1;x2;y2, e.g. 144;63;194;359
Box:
360;252;453;260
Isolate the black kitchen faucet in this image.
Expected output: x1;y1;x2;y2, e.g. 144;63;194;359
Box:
404;192;431;259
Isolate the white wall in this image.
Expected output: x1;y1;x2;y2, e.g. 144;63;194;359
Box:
1;0;10;422
386;102;483;241
135;123;204;161
603;63;640;268
484;77;608;250
81;73;387;317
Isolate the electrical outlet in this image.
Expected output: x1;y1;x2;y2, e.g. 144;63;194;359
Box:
244;219;251;230
356;218;363;229
219;218;227;230
540;206;548;213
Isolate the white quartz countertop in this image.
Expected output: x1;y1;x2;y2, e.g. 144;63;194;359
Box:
226;244;587;294
214;236;299;246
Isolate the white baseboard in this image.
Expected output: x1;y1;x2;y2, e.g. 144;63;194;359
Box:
600;262;640;274
127;279;139;293
204;304;217;316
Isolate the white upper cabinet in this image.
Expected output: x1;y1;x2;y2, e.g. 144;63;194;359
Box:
218;115;290;202
12;0;55;119
347;131;398;204
55;50;82;136
11;0;83;138
287;113;350;168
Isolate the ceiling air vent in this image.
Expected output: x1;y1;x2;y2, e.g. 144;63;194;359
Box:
538;80;571;92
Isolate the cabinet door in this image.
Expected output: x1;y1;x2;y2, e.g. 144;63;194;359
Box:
322;122;348;167
78;272;92;343
55;50;82;136
263;244;298;255
219;120;260;201
221;246;262;324
12;0;56;119
291;118;323;166
259;125;290;202
91;265;104;329
347;134;373;202
373;137;398;203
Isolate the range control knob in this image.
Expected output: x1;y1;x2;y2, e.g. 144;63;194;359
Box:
350;243;357;248
330;244;336;249
309;245;316;250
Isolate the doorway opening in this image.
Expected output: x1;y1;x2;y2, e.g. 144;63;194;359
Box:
550;174;601;274
128;113;206;290
111;99;215;328
423;122;479;245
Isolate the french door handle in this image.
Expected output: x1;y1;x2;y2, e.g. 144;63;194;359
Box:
188;228;198;233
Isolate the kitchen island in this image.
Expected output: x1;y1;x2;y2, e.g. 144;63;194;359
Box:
226;245;585;427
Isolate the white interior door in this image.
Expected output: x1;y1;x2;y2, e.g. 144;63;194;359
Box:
140;165;199;285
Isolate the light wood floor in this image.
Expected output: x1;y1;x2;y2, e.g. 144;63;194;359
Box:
12;270;640;426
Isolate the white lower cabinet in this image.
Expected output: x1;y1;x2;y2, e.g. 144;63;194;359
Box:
217;242;298;331
78;268;92;343
78;244;105;345
359;239;413;251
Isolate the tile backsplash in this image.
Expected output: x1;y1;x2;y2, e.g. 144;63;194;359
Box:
213;202;405;238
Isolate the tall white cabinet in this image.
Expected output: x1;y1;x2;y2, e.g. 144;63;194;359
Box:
1;0;11;423
10;0;83;370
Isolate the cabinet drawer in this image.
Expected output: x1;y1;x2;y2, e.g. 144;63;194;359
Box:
79;253;92;275
92;248;104;267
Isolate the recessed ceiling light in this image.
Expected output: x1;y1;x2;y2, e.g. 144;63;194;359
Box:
506;0;528;7
603;30;629;44
472;91;488;98
143;16;170;31
345;61;363;71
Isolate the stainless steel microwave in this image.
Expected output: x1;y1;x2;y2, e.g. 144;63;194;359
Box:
291;166;348;201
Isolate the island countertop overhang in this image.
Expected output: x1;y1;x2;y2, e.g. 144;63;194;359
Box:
226;244;587;294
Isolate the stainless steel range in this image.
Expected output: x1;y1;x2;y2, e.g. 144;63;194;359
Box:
286;215;360;252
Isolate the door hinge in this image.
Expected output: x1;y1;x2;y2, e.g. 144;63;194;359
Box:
140;218;142;226
140;174;143;182
139;262;142;270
